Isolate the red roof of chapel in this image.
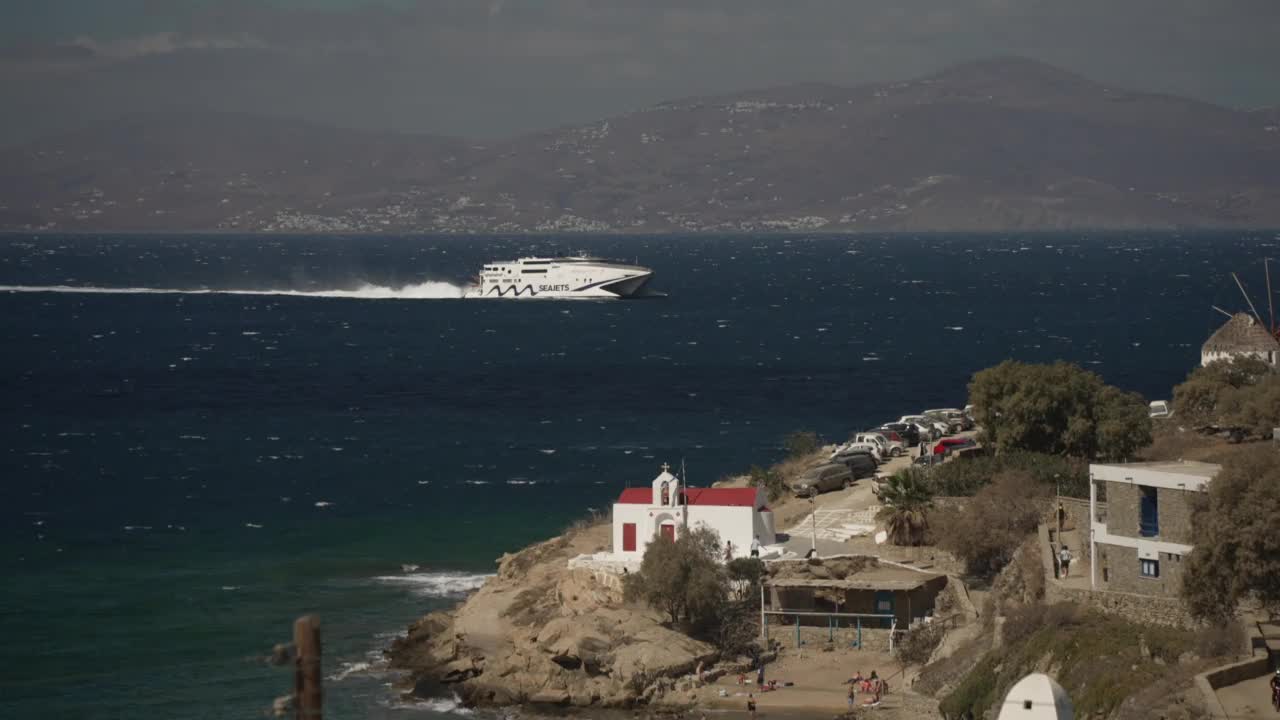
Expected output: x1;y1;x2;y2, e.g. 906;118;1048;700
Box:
616;487;760;507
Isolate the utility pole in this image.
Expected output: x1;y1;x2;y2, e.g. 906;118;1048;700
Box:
294;615;322;720
809;494;818;556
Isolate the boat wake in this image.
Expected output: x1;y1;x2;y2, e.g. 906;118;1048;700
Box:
0;281;474;300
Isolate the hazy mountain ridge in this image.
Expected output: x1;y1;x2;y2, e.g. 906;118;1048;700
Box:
4;58;1279;233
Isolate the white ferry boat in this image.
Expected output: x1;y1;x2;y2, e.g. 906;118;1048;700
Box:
472;256;656;299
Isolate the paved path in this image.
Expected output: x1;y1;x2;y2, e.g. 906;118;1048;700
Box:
1215;673;1276;719
776;451;916;558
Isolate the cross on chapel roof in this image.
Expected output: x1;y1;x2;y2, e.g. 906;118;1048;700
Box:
661;462;670;472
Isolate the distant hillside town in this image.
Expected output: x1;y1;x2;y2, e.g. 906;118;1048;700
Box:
3;58;1280;234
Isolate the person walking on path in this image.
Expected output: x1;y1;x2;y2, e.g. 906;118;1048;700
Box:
750;535;761;558
847;683;857;710
747;694;757;720
1058;545;1072;577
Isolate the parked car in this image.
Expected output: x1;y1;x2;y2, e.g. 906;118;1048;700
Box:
923;411;964;434
902;416;945;440
1149;400;1172;419
833;441;883;464
855;432;905;457
933;436;978;456
873;428;909;447
840;453;878;480
832;446;879;468
878;423;921;447
792;463;854;497
929;408;975;431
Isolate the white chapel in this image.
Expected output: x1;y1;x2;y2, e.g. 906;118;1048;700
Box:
609;464;777;561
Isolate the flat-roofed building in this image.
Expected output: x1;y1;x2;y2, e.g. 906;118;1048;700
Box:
1088;460;1219;596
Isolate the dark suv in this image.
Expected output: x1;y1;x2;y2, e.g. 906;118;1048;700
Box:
878;423;921;447
839;453;877;480
792;463;854;497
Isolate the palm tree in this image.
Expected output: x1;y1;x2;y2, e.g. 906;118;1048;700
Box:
875;468;934;546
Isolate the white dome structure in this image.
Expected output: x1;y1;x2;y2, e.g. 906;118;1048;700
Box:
996;673;1073;720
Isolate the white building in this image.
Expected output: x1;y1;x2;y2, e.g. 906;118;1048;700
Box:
996;673;1073;720
1200;313;1280;367
610;464;777;561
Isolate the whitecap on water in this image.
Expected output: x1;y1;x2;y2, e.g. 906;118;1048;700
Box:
373;571;493;598
380;694;474;715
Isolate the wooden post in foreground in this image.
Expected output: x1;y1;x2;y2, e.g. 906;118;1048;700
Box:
294;615;322;720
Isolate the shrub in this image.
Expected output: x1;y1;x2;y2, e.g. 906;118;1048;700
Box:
895;622;948;667
727;557;767;602
927;451;1087;498
748;464;788;502
932;471;1051;578
784;430;822;458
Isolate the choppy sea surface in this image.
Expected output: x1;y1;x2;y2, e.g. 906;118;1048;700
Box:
1;231;1276;719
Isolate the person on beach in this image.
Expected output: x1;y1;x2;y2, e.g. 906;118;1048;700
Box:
1059;545;1072;577
848;683;857;710
750;535;761;558
747;694;757;720
756;664;765;688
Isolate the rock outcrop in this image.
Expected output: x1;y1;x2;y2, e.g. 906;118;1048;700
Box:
386;521;718;709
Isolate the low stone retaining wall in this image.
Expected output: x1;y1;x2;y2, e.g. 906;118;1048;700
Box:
1195;654;1273;718
1045;583;1195;628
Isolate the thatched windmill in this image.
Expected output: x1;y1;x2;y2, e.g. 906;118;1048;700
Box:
1203;260;1280;367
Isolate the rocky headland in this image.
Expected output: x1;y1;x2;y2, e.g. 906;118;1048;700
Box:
386;520;727;709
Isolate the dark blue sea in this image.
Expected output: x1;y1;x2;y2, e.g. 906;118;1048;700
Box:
1;231;1275;719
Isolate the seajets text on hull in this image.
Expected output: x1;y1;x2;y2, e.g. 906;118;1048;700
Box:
472;256;657;299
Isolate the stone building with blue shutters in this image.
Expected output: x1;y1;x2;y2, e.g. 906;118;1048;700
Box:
1088;460;1219;596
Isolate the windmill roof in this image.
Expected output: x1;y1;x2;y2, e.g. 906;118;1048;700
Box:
1202;313;1280;353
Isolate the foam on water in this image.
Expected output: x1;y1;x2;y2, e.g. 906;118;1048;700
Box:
0;280;473;300
372;571;493;598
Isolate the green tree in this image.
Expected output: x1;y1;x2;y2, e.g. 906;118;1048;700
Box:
932;471;1051;578
1181;445;1280;621
968;360;1151;460
624;526;730;631
1172;355;1273;431
876;468;934;546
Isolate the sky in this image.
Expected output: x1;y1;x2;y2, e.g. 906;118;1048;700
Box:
1;0;1278;145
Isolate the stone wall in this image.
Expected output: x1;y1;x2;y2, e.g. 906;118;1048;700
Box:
1156;485;1198;545
1049;497;1098;533
1045;579;1195;628
1107;482;1140;536
1103;481;1199;545
1095;542;1189;596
